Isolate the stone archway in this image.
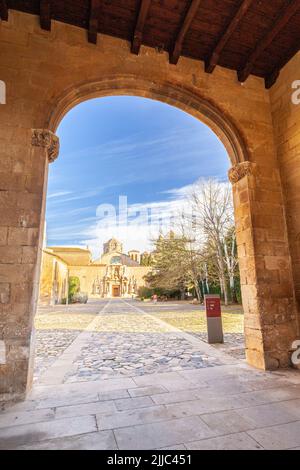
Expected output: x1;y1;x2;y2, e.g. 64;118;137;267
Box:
0;11;298;404
34;76;295;374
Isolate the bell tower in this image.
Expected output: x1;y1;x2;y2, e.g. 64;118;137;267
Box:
103;238;123;254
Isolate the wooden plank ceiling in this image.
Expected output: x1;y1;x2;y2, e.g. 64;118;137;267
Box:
1;0;300;88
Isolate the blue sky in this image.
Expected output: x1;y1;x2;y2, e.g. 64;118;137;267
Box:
46;96;229;257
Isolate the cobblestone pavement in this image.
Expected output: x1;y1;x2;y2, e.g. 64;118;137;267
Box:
34;302;101;382
34;299;240;385
3;300;300;450
191;333;245;359
64;332;221;383
145;302;245;360
34;330;81;382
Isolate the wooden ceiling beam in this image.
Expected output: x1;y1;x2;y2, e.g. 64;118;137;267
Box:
265;41;300;89
205;0;254;74
265;69;280;90
238;0;300;83
0;0;8;21
131;0;151;55
170;0;202;65
40;0;51;31
88;0;101;44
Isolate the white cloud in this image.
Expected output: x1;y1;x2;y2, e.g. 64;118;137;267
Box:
46;178;233;257
78;184;198;257
47;190;73;199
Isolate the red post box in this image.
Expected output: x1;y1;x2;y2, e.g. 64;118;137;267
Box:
204;294;223;344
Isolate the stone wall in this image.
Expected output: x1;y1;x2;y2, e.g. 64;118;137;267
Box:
39;250;68;305
0;10;299;401
270;53;300;333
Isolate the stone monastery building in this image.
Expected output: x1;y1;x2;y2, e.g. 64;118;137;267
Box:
39;238;151;304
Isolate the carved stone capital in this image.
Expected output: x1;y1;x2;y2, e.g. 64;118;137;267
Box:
31;129;60;163
228;161;256;184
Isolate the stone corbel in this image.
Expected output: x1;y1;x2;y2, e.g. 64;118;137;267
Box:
31;129;60;163
228;161;256;184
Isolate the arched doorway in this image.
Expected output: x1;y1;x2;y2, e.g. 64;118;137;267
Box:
1;72;297;403
35;91;245;392
27;76;296;388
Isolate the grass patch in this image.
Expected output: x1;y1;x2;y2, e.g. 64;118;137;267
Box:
155;311;244;334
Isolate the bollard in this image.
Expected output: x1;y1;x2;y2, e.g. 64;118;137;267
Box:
204;294;224;344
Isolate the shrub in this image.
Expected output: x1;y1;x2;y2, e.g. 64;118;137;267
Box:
71;292;88;304
68;276;80;302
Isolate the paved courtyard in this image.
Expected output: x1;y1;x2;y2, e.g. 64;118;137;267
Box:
0;299;300;450
34;299;240;384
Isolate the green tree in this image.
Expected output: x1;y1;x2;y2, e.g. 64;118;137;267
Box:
68;276;80;302
140;253;153;266
145;232;203;300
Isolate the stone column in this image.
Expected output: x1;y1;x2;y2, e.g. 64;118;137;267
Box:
229;161;298;369
0;129;59;403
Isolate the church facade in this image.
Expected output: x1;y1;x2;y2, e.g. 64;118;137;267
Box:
39;238;152;304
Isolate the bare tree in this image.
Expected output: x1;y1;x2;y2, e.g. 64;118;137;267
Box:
146;179;239;305
189;180;235;305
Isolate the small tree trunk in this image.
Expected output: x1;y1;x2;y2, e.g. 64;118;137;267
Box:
194;280;202;302
219;272;228;305
216;243;228;306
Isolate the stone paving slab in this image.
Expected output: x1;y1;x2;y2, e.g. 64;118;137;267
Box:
185;432;263;450
30;377;137;400
97;405;172;431
235;401;300;428
114;415;217;450
200;410;254;435
128;385;167;398
114;396;154;411
248;420;300;450
159;444;187;450
237;385;300;407
0;408;55;429
55;400;117;419
16;431;118;450
98;389;130;401
151;389;203;405
164;396;246;418
3;392;100;413
0;415;97;450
